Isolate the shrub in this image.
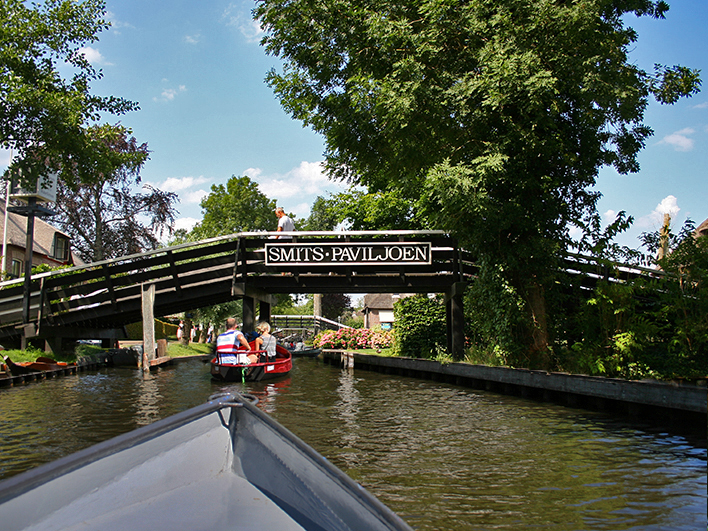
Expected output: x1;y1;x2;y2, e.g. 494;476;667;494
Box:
393;294;447;358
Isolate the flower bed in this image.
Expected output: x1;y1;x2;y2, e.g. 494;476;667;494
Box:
314;327;393;350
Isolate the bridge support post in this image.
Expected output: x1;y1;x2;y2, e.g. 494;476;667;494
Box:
141;283;156;373
44;336;61;355
243;296;255;333
259;300;271;325
446;282;467;361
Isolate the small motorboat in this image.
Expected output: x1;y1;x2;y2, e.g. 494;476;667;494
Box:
211;342;292;382
0;392;412;531
287;346;322;358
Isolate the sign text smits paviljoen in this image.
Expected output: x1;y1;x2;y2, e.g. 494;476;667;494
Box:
265;242;432;266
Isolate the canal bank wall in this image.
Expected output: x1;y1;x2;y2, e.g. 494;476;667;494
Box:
321;350;707;436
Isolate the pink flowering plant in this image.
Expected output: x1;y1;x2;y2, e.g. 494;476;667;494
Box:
314;327;393;350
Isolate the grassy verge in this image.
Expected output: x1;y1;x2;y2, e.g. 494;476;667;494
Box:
1;344;106;364
166;342;213;358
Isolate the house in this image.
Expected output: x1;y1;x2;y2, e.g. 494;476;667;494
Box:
695;218;708;239
0;202;78;278
362;293;413;329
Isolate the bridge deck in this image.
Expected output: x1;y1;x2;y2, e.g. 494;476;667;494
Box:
0;230;663;343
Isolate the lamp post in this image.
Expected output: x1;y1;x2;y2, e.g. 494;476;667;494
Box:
8;172;57;347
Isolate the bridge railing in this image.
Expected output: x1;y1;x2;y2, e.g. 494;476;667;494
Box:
0;231;468;339
0;230;665;341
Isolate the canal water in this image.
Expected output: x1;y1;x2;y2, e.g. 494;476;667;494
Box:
1;358;705;530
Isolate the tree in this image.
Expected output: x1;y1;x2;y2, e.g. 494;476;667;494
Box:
53;124;178;262
1;0;138;185
321;293;351;321
189;175;278;240
297;195;340;231
255;0;700;366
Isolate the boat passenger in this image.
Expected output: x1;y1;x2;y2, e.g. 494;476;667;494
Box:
254;321;277;360
216;318;258;365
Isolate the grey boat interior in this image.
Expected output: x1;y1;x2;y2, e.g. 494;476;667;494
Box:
0;393;412;531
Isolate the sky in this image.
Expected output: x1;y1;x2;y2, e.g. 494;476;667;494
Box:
1;0;706;250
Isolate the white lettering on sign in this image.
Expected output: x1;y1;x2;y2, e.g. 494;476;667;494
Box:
264;242;432;266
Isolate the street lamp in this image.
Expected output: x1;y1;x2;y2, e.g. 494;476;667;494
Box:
8;172;57;345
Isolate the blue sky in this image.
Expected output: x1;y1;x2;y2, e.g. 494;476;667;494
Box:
1;0;706;249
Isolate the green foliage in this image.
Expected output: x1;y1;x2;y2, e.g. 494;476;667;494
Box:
297;195;340;231
1;0;139;186
464;260;527;367
393;294;446;358
321;293;351;321
190;175;278;239
557;221;708;379
256;0;701;365
52;124;177;262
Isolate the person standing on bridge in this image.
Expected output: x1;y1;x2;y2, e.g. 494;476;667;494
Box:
275;207;295;239
216;318;257;365
254;321;277;360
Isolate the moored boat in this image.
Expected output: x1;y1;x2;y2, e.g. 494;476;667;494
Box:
287;346;322;358
3;355;76;376
211;342;292;382
0;392;412;531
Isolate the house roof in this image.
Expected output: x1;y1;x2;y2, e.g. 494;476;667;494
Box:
695;218;708;239
0;201;70;257
363;293;393;310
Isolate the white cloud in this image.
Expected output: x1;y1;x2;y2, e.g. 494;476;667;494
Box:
106;12;135;33
243;161;351;218
222;4;263;43
79;46;112;66
0;148;12;167
636;195;681;229
160;176;210;193
183;189;209;204
659;128;695;152
174;217;200;232
603;209;617;223
693;102;708;109
184;33;201;45
154;85;187;102
254;161;331;200
291;202;312;217
243;167;263;179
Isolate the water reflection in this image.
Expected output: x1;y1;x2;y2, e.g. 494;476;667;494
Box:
0;358;705;531
333;369;362;468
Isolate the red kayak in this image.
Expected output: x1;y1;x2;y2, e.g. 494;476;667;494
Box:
210;342;292;382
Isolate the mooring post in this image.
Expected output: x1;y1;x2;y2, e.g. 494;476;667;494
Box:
141;283;156;373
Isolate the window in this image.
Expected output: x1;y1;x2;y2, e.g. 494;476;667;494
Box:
11;259;22;278
52;234;69;262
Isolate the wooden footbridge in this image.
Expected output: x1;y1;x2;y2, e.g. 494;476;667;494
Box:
0;231;474;354
0;230;661;356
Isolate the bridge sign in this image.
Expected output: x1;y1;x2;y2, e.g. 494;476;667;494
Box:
265;242;432;266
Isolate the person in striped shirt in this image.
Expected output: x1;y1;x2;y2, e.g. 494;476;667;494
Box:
216;318;258;365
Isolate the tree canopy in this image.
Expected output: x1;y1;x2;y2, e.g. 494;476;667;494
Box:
53;124;178;262
255;0;701;365
189;175;279;240
0;0;138;187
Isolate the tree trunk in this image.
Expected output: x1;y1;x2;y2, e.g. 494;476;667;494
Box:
525;281;550;369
